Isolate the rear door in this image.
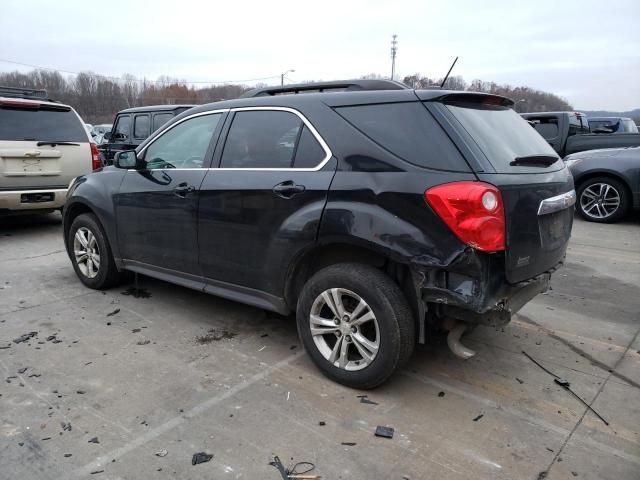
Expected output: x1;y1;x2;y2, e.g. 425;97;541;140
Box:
115;111;225;276
429;95;574;284
0;99;91;192
197;107;335;298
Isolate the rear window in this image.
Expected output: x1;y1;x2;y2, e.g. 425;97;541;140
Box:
528;117;559;139
336;102;469;171
0;105;87;142
446;102;559;171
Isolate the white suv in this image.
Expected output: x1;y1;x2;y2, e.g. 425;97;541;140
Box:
0;86;98;214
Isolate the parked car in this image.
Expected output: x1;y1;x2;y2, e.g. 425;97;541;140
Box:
63;80;575;388
0;86;99;215
564;146;640;223
521;111;640;157
99;105;195;163
588;117;639;134
92;124;112;144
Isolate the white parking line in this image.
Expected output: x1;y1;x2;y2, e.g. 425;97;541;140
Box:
71;353;300;478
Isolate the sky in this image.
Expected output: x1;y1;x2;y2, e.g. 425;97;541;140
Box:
1;0;638;110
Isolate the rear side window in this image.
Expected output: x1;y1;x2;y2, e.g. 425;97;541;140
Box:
0;105;87;142
446;103;559;172
294;126;326;168
336;102;469;171
153;113;173;132
220;110;303;168
133;114;150;139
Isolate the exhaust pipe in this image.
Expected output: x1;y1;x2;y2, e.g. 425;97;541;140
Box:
447;322;476;360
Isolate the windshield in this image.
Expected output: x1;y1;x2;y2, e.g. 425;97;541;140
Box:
0;105;87;142
445;102;560;172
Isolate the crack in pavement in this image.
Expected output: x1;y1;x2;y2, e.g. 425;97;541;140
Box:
539;324;640;479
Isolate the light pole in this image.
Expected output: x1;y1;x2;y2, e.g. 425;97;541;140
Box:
390;34;398;80
281;69;295;86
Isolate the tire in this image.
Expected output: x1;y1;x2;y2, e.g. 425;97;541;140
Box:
68;213;123;289
296;263;415;389
576;176;630;223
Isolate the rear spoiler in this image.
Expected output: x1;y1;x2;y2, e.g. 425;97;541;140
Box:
416;91;515;108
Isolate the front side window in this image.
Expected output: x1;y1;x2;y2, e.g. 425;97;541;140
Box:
113;115;131;141
133;114;150;139
143;113;222;169
220;110;303;168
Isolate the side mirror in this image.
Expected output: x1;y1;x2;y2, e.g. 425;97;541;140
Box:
114;150;138;169
103;131;112;141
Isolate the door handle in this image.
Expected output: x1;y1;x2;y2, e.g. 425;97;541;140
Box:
272;180;305;199
173;182;195;197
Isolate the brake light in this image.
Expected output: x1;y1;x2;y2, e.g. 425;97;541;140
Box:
0;99;40;109
91;143;101;171
425;181;505;252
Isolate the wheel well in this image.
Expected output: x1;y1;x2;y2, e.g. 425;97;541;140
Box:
284;243;420;328
63;202;94;246
575;172;632;200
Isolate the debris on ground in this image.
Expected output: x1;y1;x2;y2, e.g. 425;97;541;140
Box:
269;456;319;479
106;308;120;317
318;421;326;426
41;437;51;441
438;391;445;397
13;332;38;344
88;437;100;444
77;390;86;395
341;442;357;446
358;395;378;405
90;470;104;475
17;367;28;374
121;287;152;298
523;350;609;426
137;340;151;345
131;328;141;333
260;333;269;338
516;378;524;384
61;422;72;432
64;453;72;458
196;328;237;344
375;426;394;439
155;449;168;457
473;414;484;422
191;452;213;465
0;345;11;349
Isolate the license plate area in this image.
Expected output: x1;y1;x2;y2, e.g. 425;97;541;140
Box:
539;208;572;250
21;192;54;203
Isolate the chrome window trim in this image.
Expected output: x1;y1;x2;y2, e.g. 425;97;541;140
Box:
537;189;576;216
137;106;333;172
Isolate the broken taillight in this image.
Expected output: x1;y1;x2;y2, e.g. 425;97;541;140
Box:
425;181;505;252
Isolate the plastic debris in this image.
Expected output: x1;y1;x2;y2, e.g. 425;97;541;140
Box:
375;426;394;439
106;308;120;317
155;449;168;457
14;332;38;344
192;452;213;465
88;437;100;444
473;414;484;422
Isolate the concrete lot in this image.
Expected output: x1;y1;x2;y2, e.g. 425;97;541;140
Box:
1;212;639;480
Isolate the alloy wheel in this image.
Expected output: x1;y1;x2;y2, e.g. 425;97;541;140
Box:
309;288;380;371
73;227;101;279
580;183;620;220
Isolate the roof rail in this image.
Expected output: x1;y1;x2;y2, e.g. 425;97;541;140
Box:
241;79;409;98
0;86;50;101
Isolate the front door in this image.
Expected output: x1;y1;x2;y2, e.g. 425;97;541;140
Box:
115;111;225;276
198;108;335;297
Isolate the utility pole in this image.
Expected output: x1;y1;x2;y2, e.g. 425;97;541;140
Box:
390;34;398;81
281;69;295;86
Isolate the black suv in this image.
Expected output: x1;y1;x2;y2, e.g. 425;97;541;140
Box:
63;80;575;388
99;104;195;163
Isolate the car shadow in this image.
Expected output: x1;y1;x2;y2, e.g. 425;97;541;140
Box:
0;212;62;236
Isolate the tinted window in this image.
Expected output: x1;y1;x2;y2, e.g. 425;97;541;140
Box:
0;106;87;142
336;102;469;171
143;114;222;169
153;113;173;132
221;110;302;168
446;103;559;172
529;117;560;139
133;114;150;139
113;115;131;140
294;126;326;168
568;115;590;135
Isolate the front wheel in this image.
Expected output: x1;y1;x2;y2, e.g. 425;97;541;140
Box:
68;213;123;289
296;263;415;389
576;177;630;223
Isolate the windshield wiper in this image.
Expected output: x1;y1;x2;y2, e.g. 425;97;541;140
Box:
510;155;558;167
36;141;81;147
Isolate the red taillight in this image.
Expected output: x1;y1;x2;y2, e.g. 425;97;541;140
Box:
90;143;101;171
0;99;40;108
425;181;505;252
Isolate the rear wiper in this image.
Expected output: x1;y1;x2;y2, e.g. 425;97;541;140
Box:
36;141;81;147
510;155;558;167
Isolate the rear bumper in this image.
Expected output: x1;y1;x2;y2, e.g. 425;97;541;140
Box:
0;188;67;212
416;249;561;327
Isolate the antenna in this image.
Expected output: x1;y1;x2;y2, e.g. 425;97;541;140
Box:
440;56;459;88
390;34;398;80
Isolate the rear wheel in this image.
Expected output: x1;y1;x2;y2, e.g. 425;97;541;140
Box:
297;263;415;389
68;213;123;289
577;177;630;223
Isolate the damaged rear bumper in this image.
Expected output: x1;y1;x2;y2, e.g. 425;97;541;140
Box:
415;248;559;328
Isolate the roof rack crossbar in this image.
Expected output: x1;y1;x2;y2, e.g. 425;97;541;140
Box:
241;79;409;98
0;86;50;101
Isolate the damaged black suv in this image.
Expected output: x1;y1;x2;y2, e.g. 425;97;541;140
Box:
63;80;575;388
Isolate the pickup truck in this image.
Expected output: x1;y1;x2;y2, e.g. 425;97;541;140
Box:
521;111;640;157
